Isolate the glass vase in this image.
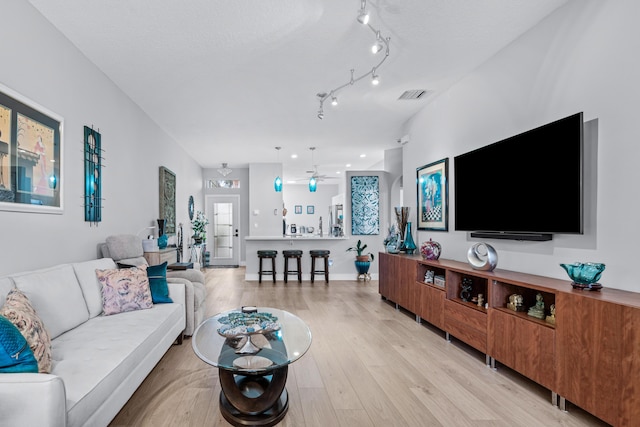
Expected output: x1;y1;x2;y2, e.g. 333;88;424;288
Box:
403;222;417;254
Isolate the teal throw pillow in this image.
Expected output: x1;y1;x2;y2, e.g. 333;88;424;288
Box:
0;315;38;373
147;262;173;304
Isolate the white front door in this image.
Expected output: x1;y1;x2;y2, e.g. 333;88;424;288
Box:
206;195;240;267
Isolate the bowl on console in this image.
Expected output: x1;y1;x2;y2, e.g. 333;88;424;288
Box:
560;262;605;291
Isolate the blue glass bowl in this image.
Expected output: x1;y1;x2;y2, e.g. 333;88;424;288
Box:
560;262;605;289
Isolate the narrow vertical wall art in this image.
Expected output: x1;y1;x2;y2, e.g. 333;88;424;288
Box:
84;126;102;225
351;175;379;235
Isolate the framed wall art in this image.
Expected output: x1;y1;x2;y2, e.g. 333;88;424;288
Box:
159;166;176;234
84;126;102;225
417;158;448;231
294;205;302;214
0;83;63;213
351;175;379;235
306;205;314;214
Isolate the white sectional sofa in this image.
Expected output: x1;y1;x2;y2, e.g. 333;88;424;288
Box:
0;257;186;427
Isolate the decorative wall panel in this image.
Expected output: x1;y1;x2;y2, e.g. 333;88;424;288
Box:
351;175;379;235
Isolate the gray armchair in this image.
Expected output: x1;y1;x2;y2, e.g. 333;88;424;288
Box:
99;234;206;337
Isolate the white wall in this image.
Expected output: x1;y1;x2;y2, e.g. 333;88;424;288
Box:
248;163;283;236
0;1;202;275
283;183;338;235
403;0;640;292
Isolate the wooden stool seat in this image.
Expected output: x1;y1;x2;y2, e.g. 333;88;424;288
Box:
282;250;303;283
310;249;330;283
257;250;277;283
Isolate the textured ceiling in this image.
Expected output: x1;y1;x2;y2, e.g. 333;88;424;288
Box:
27;0;567;182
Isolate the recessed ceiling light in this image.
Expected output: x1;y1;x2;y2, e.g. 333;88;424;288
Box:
287;180;296;184
360;154;366;158
346;163;351;167
291;154;297;159
336;171;341;174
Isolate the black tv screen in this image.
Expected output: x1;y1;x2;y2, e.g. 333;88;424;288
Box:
454;112;583;239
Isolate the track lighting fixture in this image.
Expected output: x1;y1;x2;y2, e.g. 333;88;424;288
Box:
357;0;369;25
316;0;390;119
372;31;383;54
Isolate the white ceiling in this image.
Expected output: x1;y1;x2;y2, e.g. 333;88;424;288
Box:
27;0;566;182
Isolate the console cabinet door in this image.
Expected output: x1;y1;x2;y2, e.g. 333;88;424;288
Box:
379;253;398;302
444;299;487;352
556;294;621;426
398;256;420;314
488;309;555;390
420;284;445;330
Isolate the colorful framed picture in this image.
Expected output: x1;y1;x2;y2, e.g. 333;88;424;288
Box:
417;158;448;231
159;166;176;235
0;83;63;213
307;205;314;214
294;205;302;214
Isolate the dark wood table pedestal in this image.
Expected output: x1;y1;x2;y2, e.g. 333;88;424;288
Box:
218;366;289;427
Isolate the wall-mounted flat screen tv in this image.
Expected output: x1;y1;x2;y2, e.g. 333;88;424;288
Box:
454;112;583;241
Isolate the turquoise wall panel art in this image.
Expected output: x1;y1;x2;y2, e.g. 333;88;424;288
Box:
351;176;379;235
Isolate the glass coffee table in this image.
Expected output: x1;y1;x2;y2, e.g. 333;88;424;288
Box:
192;307;312;427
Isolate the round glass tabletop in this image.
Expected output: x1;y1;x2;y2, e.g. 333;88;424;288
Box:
192;307;312;373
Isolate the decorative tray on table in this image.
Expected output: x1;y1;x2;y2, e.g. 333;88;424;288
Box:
217;309;281;354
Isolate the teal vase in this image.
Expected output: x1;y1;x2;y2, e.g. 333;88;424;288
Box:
403;222;417;254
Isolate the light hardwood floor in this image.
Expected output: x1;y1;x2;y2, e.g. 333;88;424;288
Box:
110;267;609;427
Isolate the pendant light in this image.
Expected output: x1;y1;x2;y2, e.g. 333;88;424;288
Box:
274;147;283;192
308;147;317;192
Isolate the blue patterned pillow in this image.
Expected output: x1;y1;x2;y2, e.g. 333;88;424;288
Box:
0;315;38;373
147;262;173;304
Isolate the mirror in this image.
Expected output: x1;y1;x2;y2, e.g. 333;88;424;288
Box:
188;195;194;220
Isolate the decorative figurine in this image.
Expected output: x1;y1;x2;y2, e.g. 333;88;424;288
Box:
477;293;484;307
460;277;473;302
507;294;524;311
527;293;546;319
424;270;434;284
546;304;556;325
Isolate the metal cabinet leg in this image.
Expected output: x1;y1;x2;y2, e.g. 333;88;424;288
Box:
485;355;491;367
559;396;566;412
445;332;451;342
551;391;558;406
490;357;496;370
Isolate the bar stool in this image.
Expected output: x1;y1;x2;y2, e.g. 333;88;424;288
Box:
282;250;303;283
257;250;277;283
310;249;330;283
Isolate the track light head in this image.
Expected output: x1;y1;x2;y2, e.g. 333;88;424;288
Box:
331;97;338;106
317;110;324;120
357;10;369;25
371;73;379;85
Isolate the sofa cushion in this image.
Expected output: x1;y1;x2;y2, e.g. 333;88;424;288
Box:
146;262;172;304
96;267;153;316
106;235;144;260
0;314;38;373
72;258;117;318
11;264;89;340
0;289;52;373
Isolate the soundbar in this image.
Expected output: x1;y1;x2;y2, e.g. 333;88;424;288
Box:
470;231;553;242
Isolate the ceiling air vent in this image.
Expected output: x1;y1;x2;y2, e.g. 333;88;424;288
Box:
398;89;429;100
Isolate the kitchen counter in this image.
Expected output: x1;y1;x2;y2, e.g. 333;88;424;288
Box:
244;235;376;281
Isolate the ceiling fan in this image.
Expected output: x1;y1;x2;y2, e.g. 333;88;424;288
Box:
295;147;339;182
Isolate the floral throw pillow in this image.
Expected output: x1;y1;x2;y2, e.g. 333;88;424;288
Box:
0;288;52;373
96;267;153;316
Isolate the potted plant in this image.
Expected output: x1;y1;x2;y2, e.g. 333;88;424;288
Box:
347;239;375;261
347;240;375;277
191;210;209;244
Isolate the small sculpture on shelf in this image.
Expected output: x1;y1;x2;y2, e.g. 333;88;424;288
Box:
424;270;434;284
507;294;525;312
546;304;556;325
527;293;546;319
477;293;484;307
460;277;473;302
